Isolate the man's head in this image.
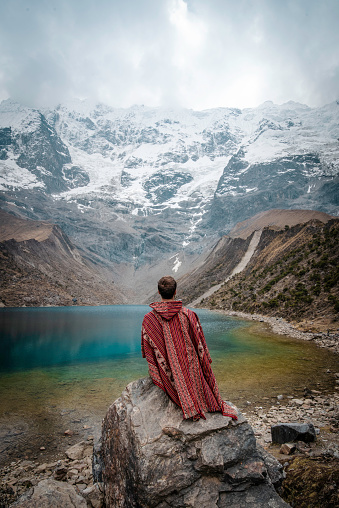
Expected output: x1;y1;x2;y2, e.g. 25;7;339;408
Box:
158;276;177;300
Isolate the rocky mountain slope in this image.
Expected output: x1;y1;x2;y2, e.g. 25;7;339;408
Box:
188;213;339;331
0;210;123;307
179;210;335;303
0;98;338;297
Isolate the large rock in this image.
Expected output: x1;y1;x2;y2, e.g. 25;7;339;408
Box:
101;377;290;507
271;423;316;444
11;479;86;508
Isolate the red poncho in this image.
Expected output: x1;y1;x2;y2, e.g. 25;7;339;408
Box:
141;300;237;421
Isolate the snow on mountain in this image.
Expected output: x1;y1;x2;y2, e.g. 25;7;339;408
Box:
42;101;240;219
2;97;338;204
0;97;338;283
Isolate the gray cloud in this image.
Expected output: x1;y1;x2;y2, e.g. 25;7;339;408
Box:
0;0;338;109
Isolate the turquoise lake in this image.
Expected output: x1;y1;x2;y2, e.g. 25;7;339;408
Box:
0;305;254;373
0;305;337;465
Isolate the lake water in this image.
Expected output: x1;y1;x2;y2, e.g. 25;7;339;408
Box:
0;305;337;465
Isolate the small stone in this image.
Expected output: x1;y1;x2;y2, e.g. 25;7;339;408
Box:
46;461;58;469
65;441;92;461
12;478;86;507
76;475;86;483
35;463;47;474
277;395;284;401
280;443;296;455
68;468;79;476
53;465;68;481
39;447;46;451
76;483;87;492
20;460;34;468
64;429;73;436
291;399;304;406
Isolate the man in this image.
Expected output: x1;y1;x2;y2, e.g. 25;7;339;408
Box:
141;276;237;421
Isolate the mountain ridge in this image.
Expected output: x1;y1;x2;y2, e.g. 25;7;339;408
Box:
0;210;124;307
228;209;337;239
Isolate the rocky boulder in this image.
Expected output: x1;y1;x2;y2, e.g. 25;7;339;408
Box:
11;479;86;508
271;423;316;445
101;377;290;507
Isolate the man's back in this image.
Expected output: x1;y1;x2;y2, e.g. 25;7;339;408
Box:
142;299;237;421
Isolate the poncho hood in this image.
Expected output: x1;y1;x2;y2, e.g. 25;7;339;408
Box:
150;300;183;321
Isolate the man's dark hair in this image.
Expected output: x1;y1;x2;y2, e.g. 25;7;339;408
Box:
158;276;177;299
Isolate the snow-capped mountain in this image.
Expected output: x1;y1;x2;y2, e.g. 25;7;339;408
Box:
0;98;338;286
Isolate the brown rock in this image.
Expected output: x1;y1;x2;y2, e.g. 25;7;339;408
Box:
11;479;86;507
76;483;87;492
35;463;47;474
280;443;296;455
65;441;92;461
53;465;68;481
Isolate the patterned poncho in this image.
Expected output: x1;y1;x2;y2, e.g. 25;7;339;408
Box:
141;300;237;421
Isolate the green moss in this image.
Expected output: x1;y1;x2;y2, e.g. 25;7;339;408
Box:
280;456;339;508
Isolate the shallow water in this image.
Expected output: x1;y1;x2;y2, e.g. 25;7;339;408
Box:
0;305;337;465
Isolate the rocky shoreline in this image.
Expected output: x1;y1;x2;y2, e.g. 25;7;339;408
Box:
245;388;339;451
0;440;103;507
244;388;339;507
231;310;339;506
223;310;339;354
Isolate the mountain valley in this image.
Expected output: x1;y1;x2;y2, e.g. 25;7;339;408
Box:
0;98;338;304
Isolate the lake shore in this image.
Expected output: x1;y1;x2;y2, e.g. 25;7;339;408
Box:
220;309;339;354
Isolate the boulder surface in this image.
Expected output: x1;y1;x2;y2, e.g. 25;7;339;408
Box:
11;479;87;508
101;377;290;507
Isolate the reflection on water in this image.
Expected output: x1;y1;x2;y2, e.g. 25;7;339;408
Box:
0;305;151;372
0;305;337;465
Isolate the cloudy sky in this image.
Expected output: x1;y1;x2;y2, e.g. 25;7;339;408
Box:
0;0;338;110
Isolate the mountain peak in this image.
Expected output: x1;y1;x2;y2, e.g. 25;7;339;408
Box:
0;98;31;113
